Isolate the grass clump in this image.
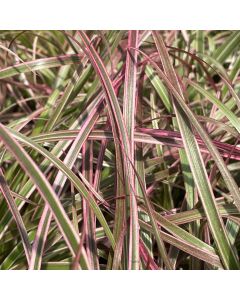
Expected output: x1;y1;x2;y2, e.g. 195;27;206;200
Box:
0;30;240;270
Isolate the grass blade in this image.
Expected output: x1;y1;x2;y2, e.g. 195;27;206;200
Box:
0;168;31;265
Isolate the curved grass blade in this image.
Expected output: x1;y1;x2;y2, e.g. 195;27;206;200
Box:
166;204;239;225
212;31;240;64
139;220;222;268
0;54;83;79
0;123;90;270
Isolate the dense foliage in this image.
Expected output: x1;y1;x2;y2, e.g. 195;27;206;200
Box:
0;30;240;270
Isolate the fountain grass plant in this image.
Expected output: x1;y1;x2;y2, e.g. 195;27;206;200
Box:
0;30;240;270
